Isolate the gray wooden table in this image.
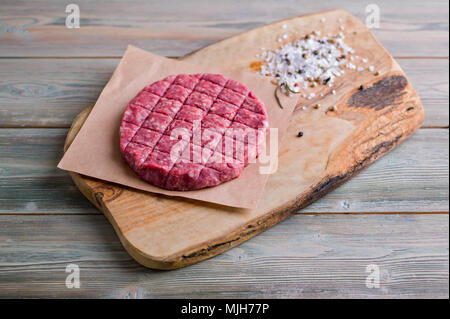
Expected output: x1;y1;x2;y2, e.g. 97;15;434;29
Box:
0;0;448;298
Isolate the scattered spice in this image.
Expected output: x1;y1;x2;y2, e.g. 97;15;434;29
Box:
313;104;320;109
250;61;263;72
327;105;337;112
274;86;284;109
374;71;380;76
256;18;371;103
283;83;301;96
258;30;358;94
358;84;365;91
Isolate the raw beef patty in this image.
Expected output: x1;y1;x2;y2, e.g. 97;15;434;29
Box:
120;73;269;191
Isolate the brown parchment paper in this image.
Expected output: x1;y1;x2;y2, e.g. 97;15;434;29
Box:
58;46;298;208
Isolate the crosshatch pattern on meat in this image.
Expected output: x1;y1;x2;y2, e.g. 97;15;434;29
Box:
120;73;269;191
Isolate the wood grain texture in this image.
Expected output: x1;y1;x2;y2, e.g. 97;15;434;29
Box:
0;129;447;214
0;0;447;298
0;214;447;298
0;59;447;128
63;10;426;269
400;59;449;128
0;59;117;127
0;128;98;214
0;0;448;57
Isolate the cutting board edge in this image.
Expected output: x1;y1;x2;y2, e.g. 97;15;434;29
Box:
66;144;295;269
62;8;425;269
65;96;423;270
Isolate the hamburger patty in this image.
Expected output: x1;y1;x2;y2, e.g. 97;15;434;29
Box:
120;73;269;191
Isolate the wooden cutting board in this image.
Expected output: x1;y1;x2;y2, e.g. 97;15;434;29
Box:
64;9;424;269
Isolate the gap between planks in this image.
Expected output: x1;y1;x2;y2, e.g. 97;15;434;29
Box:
0;56;447;60
0;212;448;216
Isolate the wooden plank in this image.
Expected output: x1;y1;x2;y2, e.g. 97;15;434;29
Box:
0;128;447;214
0;59;117;127
0;0;448;57
0;58;447;128
398;59;449;128
0;214;447;298
0;129;98;214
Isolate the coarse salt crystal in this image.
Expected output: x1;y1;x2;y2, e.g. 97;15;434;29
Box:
369;65;375;71
282;23;287;29
259;31;358;93
321;18;326;22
